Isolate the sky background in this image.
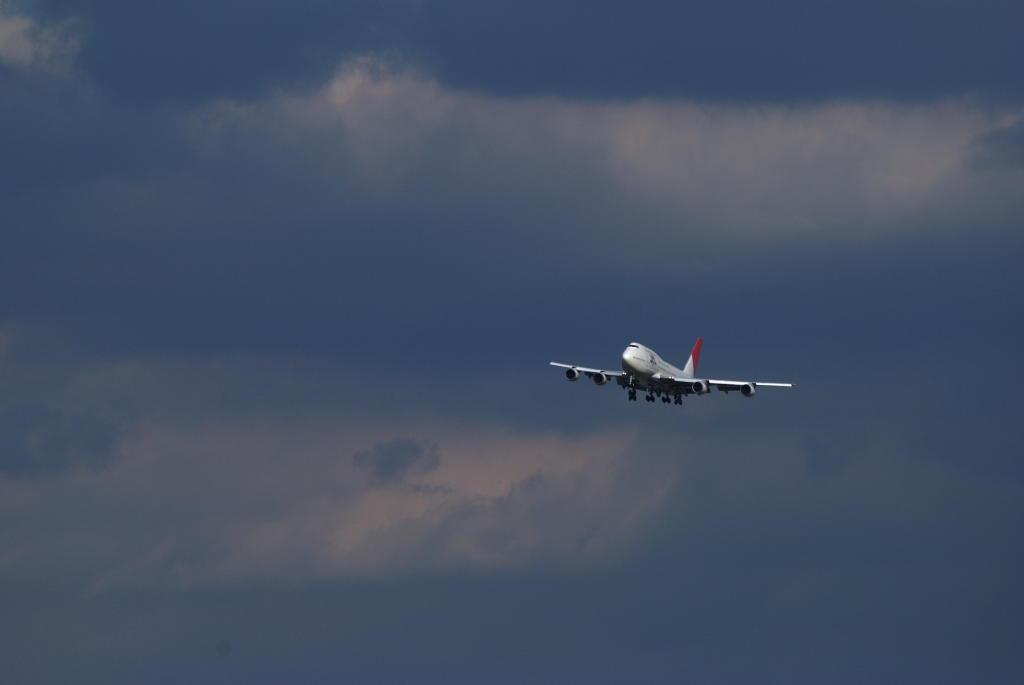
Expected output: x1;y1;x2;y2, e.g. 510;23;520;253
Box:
1;1;1022;683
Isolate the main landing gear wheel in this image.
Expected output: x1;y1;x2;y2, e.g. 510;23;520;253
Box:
674;394;682;405
627;389;637;401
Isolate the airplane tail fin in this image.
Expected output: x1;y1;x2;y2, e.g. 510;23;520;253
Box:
682;337;702;377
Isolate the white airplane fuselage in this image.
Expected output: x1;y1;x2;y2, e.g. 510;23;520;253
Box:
620;343;689;388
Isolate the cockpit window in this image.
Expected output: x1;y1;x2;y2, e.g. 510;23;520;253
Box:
628;344;639;348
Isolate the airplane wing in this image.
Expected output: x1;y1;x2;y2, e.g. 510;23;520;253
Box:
707;379;794;388
550;362;624;382
653;375;794;394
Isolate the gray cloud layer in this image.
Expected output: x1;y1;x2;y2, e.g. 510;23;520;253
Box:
3;61;1021;357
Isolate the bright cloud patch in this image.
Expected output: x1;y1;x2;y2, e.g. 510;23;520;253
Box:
0;351;1018;591
0;364;669;587
0;4;76;70
182;60;1023;261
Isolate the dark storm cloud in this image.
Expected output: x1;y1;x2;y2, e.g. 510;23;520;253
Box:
1;62;1020;366
0;361;1019;682
353;438;439;482
32;0;1024;104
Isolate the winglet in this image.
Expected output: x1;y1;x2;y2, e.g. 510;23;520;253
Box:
682;337;703;377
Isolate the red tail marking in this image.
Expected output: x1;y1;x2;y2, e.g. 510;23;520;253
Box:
690;337;703;373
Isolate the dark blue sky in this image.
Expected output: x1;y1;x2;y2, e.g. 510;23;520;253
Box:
0;1;1022;683
33;0;1024;103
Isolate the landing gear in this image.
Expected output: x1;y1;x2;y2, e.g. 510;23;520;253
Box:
674;394;682;405
661;395;670;403
645;393;654;402
627;389;637;401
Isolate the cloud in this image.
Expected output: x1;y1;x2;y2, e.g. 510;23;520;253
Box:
971;117;1024;169
0;8;1021;682
0;348;678;586
183;61;1021;255
1;58;1020;371
0;3;77;70
0;403;116;476
0;352;1019;599
0;55;1019;603
353;438;440;482
0;411;664;587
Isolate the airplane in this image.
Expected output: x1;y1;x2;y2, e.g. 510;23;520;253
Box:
551;338;793;404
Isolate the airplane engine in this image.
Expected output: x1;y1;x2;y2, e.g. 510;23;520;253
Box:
565;368;580;381
692;380;710;395
593;372;608;386
741;383;756;397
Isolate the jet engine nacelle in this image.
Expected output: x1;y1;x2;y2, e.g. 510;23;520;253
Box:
592;372;608;386
741;383;756;397
565;368;580;382
692;380;710;395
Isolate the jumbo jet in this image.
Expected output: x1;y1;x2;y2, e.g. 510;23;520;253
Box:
551;339;793;404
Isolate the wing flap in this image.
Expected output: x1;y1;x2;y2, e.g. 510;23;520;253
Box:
651;375;698;392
